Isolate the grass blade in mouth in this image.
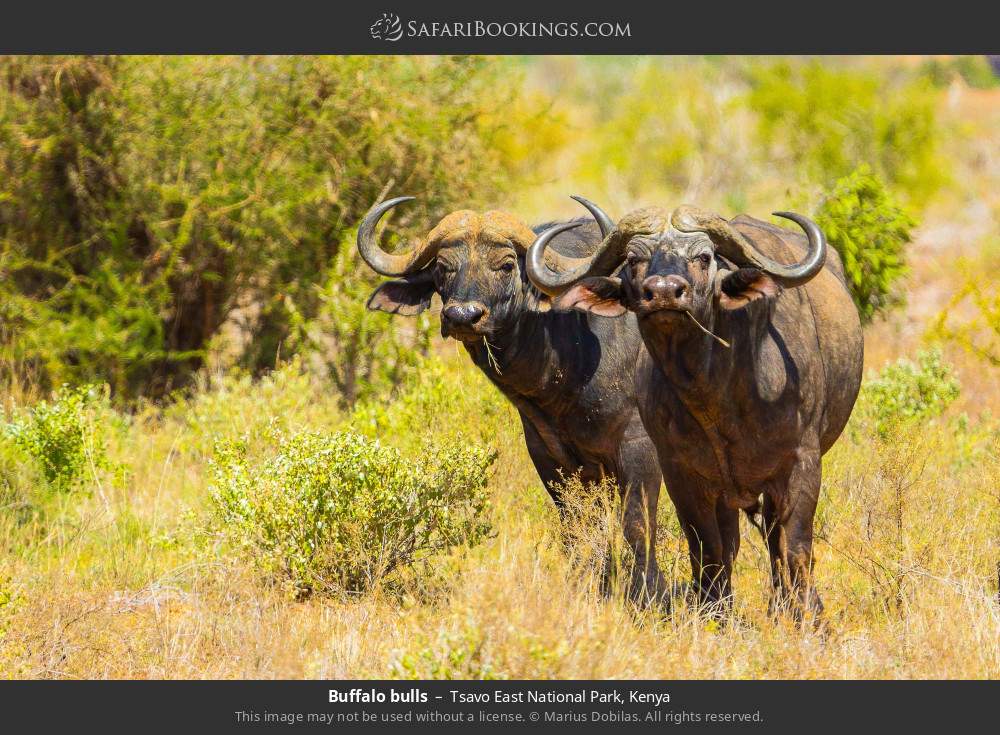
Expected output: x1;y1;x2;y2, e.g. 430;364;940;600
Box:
684;310;731;348
483;338;503;374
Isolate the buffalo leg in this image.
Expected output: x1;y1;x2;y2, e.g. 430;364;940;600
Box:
614;435;667;607
662;467;730;612
520;415;577;514
682;505;728;613
716;502;741;609
763;451;823;621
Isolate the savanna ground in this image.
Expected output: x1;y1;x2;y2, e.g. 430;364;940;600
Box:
0;56;998;679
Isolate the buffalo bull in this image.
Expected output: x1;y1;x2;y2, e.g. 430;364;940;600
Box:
357;197;667;605
529;198;863;618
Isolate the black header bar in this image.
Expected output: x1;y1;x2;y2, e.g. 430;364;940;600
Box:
0;0;997;54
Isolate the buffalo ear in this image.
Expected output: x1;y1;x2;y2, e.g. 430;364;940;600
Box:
717;268;779;310
366;273;436;316
553;277;626;317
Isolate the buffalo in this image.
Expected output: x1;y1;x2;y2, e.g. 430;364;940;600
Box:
357;197;668;604
529;199;863;618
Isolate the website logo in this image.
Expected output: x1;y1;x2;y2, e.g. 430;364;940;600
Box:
367;15;631;43
370;13;404;42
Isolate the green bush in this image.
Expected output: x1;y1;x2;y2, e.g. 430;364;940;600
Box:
0;56;519;401
747;60;946;206
857;349;960;438
815;166;915;324
3;384;110;491
209;429;495;597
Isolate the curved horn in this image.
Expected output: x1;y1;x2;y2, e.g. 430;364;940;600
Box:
673;206;827;288
570;195;613;238
527;196;628;297
526;221;585;297
765;212;827;288
357;196;440;277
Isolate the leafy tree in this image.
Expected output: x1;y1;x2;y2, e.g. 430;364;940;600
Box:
0;56;520;401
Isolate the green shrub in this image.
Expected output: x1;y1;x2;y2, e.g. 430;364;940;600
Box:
948;412;1000;472
3;384;110;491
815;165;915;324
209;429;495;597
857;349;960;438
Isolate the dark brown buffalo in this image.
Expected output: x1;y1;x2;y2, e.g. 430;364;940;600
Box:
528;199;863;618
357;197;667;605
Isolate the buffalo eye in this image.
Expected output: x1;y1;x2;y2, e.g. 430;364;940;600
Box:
498;261;516;274
697;252;712;266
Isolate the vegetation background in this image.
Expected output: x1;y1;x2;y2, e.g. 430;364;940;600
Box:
0;55;997;678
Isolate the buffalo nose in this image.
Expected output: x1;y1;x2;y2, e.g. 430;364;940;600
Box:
443;303;485;326
642;275;689;304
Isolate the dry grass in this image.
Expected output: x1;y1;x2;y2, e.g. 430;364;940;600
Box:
1;343;997;679
1;63;999;681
